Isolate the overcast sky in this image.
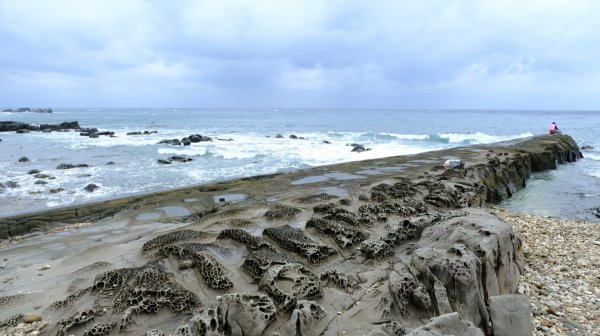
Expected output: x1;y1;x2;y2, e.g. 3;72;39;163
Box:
1;0;598;109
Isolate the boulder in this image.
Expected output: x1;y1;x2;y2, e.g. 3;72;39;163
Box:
580;145;593;150
171;156;193;163
18;156;30;162
289;134;298;139
489;295;532;336
275;134;284;138
84;183;100;192
27;169;41;174
157;139;181;146
50;188;64;193
405;313;484;336
351;144;367;153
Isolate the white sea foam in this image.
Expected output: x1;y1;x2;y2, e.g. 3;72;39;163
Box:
437;132;533;144
584;154;600;161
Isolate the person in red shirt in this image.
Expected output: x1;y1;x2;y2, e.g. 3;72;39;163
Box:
549;122;561;134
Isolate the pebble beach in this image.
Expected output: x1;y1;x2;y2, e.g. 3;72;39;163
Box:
495;208;600;335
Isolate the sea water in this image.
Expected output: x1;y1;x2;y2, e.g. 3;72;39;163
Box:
1;108;599;222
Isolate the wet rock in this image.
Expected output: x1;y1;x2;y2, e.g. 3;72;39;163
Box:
350;143;367;152
157;139;181;145
275;134;284;138
580;145;593;150
34;180;48;185
84;184;100;192
106;161;116;165
5;181;19;188
157;159;172;164
56;163;89;169
34;173;52;179
18;156;30;162
50;188;65;193
170;156;193;162
27;169;41;174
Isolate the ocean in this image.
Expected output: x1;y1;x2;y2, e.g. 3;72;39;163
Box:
1;108;599;222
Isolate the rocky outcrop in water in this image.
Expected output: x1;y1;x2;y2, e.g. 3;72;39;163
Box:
3;108;53;113
0;121;80;132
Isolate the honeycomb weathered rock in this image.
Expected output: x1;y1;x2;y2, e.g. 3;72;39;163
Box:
263;225;337;263
158;243;233;289
263;204;301;220
294;192;339;203
217;228;274;251
142;229;207;252
306;217;367;248
241;249;301;280
259;263;323;311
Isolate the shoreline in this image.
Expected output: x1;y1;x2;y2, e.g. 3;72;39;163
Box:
494;208;600;335
0;134;584;335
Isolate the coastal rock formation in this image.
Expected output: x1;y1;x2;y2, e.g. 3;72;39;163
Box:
0;121;80;132
2;108;53;113
0;135;584;335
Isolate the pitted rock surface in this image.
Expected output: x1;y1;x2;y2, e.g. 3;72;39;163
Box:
217;228;275;251
259;263;323;311
305;217;367;248
1;135;581;335
280;300;327;336
263;224;337;263
241;249;301;280
313;203;360;226
158;243;233;289
263;204;301;220
294;192;339;203
142;229;207;252
212;293;276;335
320;269;359;291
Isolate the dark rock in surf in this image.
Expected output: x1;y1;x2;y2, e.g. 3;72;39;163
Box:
157;159;172;164
5;181;19;188
49;188;64;193
34;180;48;185
16;129;30;134
171;156;193;163
351;144;367;153
18;156;30;162
28;169;41;174
106;161;116;165
275;134;284;138
581;145;593;150
56;163;89;169
3;108;53;113
157;139;181;146
34;173;52;179
84;183;100;192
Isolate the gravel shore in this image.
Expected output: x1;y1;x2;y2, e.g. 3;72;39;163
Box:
494;208;600;336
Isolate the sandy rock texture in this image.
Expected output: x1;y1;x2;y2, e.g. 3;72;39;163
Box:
495;208;600;336
0;135;584;336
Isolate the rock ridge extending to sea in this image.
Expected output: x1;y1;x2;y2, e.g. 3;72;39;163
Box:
0;134;584;336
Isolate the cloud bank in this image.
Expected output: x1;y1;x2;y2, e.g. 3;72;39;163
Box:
1;0;599;109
